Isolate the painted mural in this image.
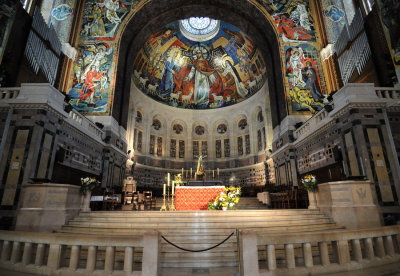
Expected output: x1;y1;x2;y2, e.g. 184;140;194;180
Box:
80;0;138;39
50;0;75;43
132;20;267;109
67;0;326;115
376;0;400;65
321;0;346;44
256;0;316;42
68;43;113;112
285;44;326;112
68;0;139;113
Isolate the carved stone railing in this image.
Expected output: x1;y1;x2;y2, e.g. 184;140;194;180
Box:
293;84;400;141
0;230;159;276
0;87;20;100
375;87;400;100
67;109;104;141
240;226;400;276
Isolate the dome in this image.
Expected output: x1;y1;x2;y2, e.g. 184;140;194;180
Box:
132;19;267;110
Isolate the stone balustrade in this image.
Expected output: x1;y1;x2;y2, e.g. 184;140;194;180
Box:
0;230;159;276
293;84;400;141
67;109;104;141
375;87;400;100
0;87;20;100
240;225;400;276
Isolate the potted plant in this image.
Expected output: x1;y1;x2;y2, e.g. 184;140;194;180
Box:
80;177;100;211
208;186;241;210
301;174;318;209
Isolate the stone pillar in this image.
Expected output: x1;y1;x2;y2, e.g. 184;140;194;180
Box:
22;242;32;265
124;246;133;273
86;246;97;272
319;241;330;266
69;245;80;270
365;238;375;259
285;243;296;269
336;240;350;264
384;236;395;256
375;237;385;258
240;231;259;276
267;244;276;271
47;244;61;270
303;242;313;267
35;244;45;266
351;239;363;262
1;240;11;262
142;231;159;276
10;241;21;264
104;246;115;272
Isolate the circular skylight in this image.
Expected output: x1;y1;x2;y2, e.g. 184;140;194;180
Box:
179;17;220;41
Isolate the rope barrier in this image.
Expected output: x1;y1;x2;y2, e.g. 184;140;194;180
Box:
161;232;235;252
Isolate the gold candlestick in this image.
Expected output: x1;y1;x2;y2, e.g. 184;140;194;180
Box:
169;193;176;211
160;193;167;211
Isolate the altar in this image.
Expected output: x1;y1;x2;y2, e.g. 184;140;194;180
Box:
175;186;225;210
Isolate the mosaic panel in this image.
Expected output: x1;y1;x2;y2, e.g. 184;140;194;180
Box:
256;0;316;42
133;20;268;109
321;0;346;43
285;43;327;112
376;0;400;66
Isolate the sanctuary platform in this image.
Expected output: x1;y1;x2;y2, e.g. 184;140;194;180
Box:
186;180;224;186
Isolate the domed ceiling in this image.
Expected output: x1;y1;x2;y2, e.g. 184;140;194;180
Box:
132;18;267;109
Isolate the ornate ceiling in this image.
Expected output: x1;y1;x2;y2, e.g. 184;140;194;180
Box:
132;18;267;109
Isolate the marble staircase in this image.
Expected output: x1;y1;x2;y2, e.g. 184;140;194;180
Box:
59;208;343;272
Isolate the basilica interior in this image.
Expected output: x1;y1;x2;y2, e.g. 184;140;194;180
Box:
0;0;400;275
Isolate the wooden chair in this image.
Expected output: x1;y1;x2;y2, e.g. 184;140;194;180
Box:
143;191;156;210
124;183;136;205
103;189;117;210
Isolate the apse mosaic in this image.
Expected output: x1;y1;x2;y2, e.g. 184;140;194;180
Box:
132;19;267;109
256;0;316;42
285;44;326;113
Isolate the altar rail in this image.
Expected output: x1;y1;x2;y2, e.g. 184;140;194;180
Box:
0;230;159;276
240;225;400;276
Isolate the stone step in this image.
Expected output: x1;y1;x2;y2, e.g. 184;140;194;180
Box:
71;213;327;223
80;209;322;217
60;206;341;270
65;218;333;230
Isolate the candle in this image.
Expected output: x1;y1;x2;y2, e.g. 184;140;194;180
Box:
182;168;184;176
217;168;220;177
167;173;170;186
163;184;166;195
190;168;192;178
172;181;175;195
213;169;215;178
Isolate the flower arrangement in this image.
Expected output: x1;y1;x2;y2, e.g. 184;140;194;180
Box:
80;177;100;195
208;186;241;210
301;174;317;191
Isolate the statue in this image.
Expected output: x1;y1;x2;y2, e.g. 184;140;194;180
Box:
195;155;205;179
126;150;136;175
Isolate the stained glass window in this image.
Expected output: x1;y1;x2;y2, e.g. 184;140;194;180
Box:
179;140;185;158
180;17;220;42
170;139;176;158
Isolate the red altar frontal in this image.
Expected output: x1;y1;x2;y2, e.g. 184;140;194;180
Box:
175;186;225;210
